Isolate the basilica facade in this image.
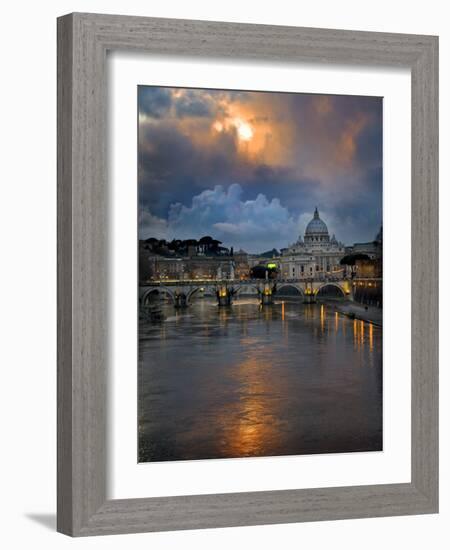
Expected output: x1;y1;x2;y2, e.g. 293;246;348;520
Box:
279;208;346;279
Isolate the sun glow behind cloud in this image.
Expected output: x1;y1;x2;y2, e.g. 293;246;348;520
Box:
213;116;254;144
138;86;383;250
235;119;254;141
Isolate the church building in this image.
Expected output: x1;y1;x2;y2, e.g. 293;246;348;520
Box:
279;208;346;279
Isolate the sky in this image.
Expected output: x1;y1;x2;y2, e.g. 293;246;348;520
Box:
138;86;382;253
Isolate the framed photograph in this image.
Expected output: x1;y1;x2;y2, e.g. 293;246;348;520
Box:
137;86;384;463
57;13;438;536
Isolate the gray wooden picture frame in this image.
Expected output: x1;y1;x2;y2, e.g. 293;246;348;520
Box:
57;12;438;536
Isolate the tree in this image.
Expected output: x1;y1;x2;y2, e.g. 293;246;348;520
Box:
339;253;370;266
199;235;214;245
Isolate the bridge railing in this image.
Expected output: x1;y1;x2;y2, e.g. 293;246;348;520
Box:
140;275;349;286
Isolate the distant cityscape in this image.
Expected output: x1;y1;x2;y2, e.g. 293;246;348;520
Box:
140;208;382;306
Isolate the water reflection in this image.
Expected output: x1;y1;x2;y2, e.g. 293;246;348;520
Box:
139;299;382;462
216;354;283;457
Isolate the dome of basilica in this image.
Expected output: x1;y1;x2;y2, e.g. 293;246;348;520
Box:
305;207;329;237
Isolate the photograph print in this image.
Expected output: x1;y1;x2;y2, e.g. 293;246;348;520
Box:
138;85;383;462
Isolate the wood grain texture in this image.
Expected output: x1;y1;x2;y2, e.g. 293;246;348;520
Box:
57;12;439;536
57;13;74;535
410;35;439;507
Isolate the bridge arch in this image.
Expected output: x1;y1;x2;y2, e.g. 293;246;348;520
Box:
186;287;201;304
186;285;216;304
141;286;176;306
276;283;304;297
235;284;260;297
314;282;346;299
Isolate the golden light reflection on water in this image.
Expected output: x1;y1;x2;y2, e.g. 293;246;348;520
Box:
262;307;274;322
281;301;289;343
217;353;282;457
335;311;339;333
304;304;312;321
218;307;229;325
320;304;325;332
349;315;377;359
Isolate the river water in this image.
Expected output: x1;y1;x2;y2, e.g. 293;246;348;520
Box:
138;298;382;462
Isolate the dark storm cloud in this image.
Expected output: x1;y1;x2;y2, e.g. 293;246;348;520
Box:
138;87;172;119
138;121;239;216
138;87;383;251
354;108;383;168
174;91;214;118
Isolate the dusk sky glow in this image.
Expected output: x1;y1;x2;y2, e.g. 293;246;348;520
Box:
138;86;382;253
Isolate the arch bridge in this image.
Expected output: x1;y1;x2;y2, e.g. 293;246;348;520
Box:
140;278;353;308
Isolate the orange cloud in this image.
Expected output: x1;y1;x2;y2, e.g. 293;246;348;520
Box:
313;95;333;116
334;114;369;168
